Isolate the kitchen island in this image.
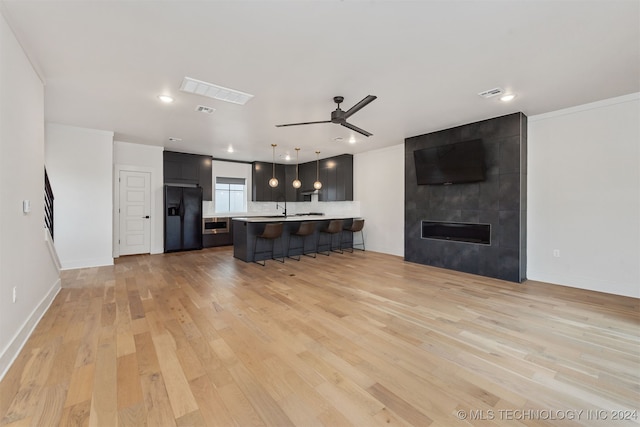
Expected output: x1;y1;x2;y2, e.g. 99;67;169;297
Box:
232;215;357;262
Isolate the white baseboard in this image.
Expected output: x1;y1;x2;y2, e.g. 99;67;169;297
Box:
0;279;61;381
61;257;114;270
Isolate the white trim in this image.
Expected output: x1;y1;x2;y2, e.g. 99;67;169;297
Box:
0;279;61;381
529;92;640;122
113;164;156;258
44;227;61;272
61;258;114;270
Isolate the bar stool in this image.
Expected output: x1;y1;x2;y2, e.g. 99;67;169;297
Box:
287;221;317;261
253;222;284;266
342;218;365;252
317;219;344;255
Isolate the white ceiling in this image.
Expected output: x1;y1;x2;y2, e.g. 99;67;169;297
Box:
2;0;639;163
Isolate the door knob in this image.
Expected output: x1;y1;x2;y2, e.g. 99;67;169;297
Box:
143;215;150;219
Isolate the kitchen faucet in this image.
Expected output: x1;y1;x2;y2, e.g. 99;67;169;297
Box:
276;194;287;217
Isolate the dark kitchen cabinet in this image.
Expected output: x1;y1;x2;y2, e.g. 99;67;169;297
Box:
336;154;353;201
297;161;318;201
284;164;298;202
203;219;233;248
253;155;353;202
164;151;199;183
198;156;212;201
318;154;353;202
318;159;337;201
252;161;270;201
164;151;212;200
252;161;286;202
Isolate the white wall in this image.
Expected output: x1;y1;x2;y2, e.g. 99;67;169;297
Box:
45;124;114;269
354;144;405;256
0;11;60;379
113;141;164;255
528;93;640;298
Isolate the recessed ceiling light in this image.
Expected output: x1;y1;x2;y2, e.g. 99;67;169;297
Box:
500;94;517;102
158;95;174;103
348;136;356;144
334;137;344;142
168;137;182;142
227;146;234;153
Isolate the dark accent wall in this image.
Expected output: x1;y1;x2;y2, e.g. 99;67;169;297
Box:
404;113;527;282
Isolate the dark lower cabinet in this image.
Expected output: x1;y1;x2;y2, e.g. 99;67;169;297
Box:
203;233;233;247
233;218;355;262
203;228;233;248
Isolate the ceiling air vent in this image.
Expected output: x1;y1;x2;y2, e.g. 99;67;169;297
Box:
478;87;504;98
196;105;215;114
180;76;254;105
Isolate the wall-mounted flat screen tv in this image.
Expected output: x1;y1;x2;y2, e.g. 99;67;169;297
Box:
413;139;486;185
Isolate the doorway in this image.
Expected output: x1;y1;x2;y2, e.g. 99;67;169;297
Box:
118;170;151;255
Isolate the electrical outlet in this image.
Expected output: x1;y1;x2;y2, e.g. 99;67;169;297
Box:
12;287;16;303
553;249;560;258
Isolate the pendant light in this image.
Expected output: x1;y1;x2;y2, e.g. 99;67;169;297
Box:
292;148;302;189
269;144;279;188
313;151;322;190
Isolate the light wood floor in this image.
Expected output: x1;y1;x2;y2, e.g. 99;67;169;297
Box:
1;247;638;426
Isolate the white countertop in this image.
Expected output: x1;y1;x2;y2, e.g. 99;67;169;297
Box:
232;215;357;223
202;212;246;219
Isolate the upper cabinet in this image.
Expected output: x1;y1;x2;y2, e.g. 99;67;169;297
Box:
199;156;213;201
163;151;212;200
252;154;353;202
297;161;318;201
283;164;298;202
318;154;353;202
252;162;295;202
252;161;273;202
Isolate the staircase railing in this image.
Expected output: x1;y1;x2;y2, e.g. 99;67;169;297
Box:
44;167;54;241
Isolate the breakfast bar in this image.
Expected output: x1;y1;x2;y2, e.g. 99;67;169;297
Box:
232;215;357;262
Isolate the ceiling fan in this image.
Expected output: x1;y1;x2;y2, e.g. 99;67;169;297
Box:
276;95;377;137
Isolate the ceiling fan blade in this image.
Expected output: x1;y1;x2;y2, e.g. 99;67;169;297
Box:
343;95;377;119
341;121;373;137
275;120;332;128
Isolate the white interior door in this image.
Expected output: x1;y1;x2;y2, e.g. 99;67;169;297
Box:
119;170;151;255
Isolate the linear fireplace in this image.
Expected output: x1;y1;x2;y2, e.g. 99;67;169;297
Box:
421;221;491;245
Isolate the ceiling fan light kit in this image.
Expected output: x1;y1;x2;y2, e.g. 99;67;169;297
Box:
276;95;377;137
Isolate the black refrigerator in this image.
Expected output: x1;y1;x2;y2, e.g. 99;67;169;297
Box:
164;185;203;252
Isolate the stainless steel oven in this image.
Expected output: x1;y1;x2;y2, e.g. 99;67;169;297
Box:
202;217;230;234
